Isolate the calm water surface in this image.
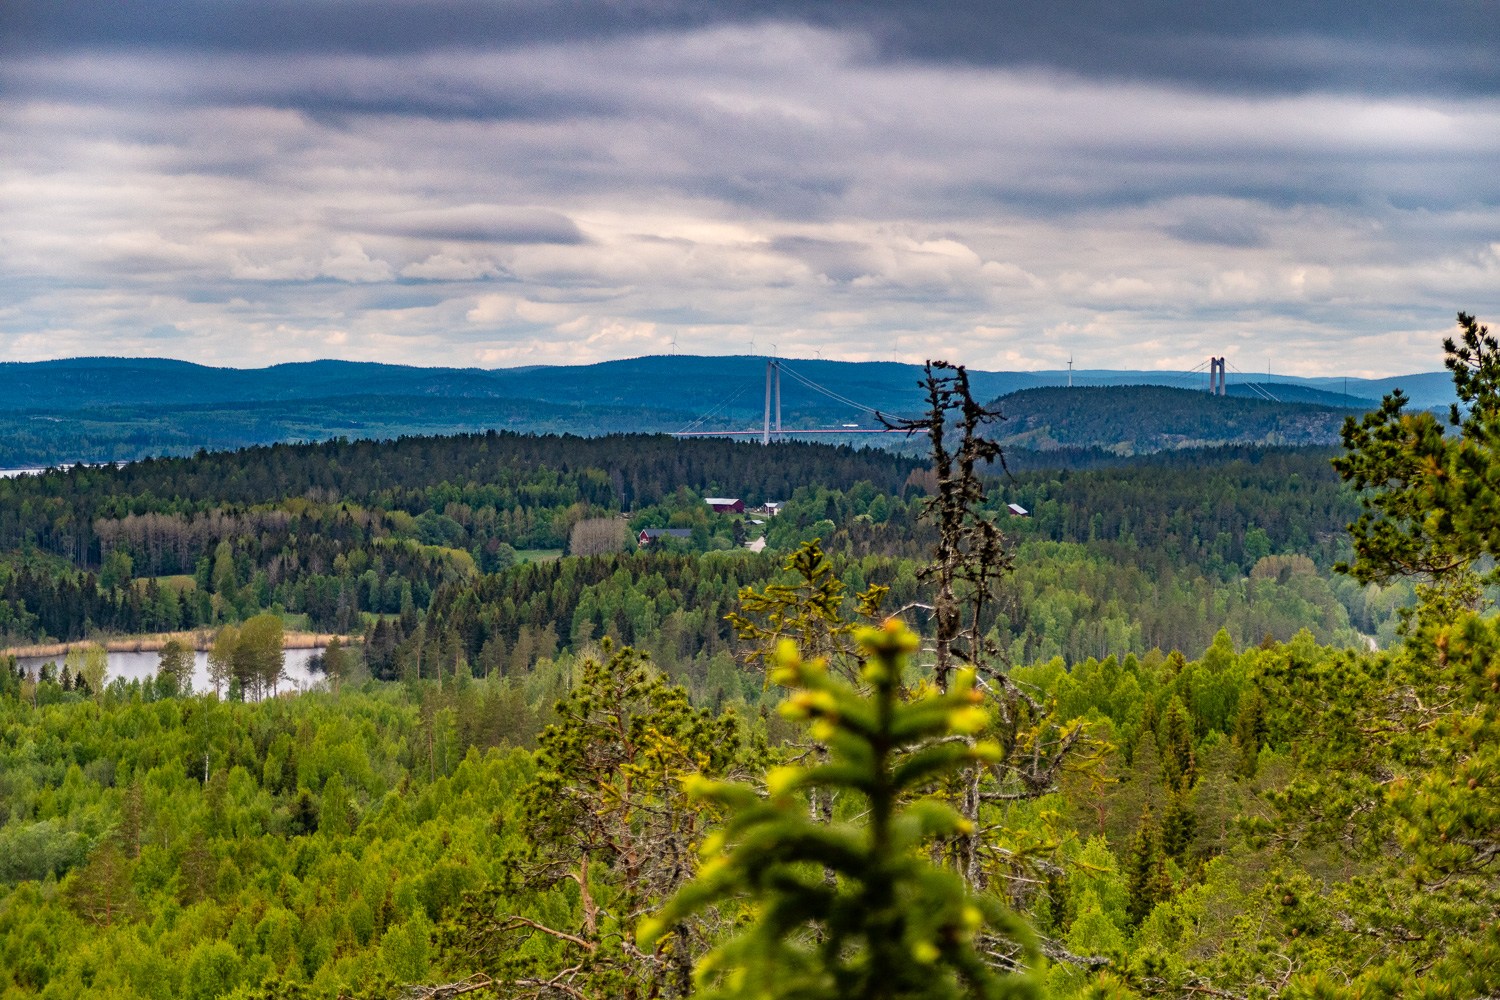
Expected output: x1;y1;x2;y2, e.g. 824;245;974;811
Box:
17;647;329;694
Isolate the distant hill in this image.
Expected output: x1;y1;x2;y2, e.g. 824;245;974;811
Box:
989;385;1360;455
1222;382;1378;408
0;396;703;467
0;354;1447;413
0;353;1434;466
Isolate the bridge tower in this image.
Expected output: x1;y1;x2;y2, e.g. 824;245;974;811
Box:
762;359;782;444
1209;357;1226;395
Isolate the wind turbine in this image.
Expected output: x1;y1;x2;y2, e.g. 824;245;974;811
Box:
668;333;677;356
1067;355;1074;387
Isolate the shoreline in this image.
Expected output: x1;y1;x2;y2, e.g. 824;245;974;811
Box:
3;630;362;660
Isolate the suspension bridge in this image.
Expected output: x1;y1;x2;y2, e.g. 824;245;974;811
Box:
671;359;906;442
668;356;1299;443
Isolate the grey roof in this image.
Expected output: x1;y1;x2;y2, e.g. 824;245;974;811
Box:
640;527;692;538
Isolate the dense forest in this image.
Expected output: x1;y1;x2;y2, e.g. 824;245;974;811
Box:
989;385;1358;453
0;434;1400;654
4;325;1498;1000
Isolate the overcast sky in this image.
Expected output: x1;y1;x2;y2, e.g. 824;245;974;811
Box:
2;1;1497;376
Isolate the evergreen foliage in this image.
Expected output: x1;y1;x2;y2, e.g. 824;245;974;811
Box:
642;623;1039;1000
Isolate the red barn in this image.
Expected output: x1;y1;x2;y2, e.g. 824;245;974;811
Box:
704;497;745;514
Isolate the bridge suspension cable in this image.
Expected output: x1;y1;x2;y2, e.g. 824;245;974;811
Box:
670;357;902;439
1158;358;1213;390
671;374;761;436
1225;361;1281;402
777;363;885;417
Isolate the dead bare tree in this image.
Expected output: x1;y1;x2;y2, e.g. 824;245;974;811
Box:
878;361;1108;951
880;360;1012;693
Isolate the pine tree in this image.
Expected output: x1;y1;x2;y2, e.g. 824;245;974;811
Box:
1161;702;1195;788
1124;810;1167;927
1231;688;1266;778
640;622;1039;1000
443;640;745;1000
1188;736;1240;860
1160;779;1196;863
1334;312;1500;628
1106;727;1165;850
117;778;146;860
63;841;138;927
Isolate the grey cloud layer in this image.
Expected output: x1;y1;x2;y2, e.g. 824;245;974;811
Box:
1;17;1497;375
6;0;1498;96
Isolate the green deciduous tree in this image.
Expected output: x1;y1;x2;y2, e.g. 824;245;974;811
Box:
321;772;350;837
208;624;237;698
322;635;351;698
235;614;285;698
158;636;194;695
78;642;108;713
99;547;133;591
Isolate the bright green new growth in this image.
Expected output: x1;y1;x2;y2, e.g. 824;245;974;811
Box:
640;620;1041;1000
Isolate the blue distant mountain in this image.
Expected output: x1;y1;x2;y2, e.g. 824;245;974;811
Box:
0;353;1449;467
0;354;1450;413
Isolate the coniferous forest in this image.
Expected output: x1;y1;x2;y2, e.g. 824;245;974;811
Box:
3;322;1499;1000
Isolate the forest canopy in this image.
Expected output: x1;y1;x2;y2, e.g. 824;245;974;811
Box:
1;321;1496;1000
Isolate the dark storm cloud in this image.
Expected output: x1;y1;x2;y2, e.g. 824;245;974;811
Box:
4;0;1499;96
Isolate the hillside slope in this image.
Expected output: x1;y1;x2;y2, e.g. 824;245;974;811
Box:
990;385;1357;454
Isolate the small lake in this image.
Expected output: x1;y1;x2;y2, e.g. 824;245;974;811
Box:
17;646;330;695
0;464;106;479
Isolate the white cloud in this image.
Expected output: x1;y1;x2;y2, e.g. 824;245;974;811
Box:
402;254;505;280
0;24;1497;374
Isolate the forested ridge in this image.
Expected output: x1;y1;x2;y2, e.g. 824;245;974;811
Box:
990;385;1357;453
0;438;1396;655
4;328;1500;1000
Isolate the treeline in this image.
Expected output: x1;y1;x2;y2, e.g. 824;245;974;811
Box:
0;431;920;566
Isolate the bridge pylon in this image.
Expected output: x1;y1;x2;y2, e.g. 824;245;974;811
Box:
762;359;781;444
